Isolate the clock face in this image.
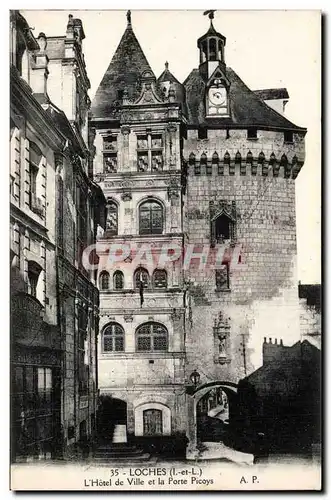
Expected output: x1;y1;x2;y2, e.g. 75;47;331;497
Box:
209;86;227;107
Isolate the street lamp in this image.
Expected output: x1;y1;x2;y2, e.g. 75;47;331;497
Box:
189;369;200;387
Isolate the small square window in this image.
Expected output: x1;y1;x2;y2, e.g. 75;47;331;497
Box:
284;131;294;143
198;127;208;140
247;128;257;140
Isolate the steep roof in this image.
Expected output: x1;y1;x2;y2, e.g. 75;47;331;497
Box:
242;340;320;396
90;24;154;119
253;88;289;101
184;68;306;131
158;63;181;85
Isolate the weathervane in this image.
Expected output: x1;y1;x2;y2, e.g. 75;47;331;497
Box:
203;10;216;20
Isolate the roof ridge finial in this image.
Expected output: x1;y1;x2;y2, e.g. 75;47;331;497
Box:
165;61;169;70
126;10;132;26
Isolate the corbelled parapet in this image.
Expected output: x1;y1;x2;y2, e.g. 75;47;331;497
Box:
185;128;305;179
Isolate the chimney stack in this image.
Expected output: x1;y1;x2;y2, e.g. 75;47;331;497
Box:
30;32;49;96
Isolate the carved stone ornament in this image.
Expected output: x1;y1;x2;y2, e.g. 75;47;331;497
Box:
167;124;177;133
124;314;133;323
121;125;130;136
121;190;132;201
213;311;231;363
54;153;64;175
168;177;180;200
133;70;164;106
171;308;182;322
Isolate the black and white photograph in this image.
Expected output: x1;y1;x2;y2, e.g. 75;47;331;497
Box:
9;8;321;491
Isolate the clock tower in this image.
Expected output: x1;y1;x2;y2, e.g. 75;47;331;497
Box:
198;11;230;117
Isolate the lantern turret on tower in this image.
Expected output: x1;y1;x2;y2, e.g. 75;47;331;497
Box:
198;10;226;80
198;11;230;118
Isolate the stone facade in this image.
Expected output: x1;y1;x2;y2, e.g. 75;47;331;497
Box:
90;12;307;456
183;128;305;381
10;11;105;461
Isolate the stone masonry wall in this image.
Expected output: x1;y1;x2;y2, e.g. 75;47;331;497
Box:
182;128;303;383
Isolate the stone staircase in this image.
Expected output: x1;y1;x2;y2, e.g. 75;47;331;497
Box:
93;442;150;463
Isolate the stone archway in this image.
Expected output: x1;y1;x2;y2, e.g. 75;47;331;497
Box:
186;381;238;459
97;396;127;443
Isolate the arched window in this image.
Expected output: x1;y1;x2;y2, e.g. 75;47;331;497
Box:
136;322;168;352
139;200;163;235
99;271;110;290
106;201;118;235
113;270;124;290
152;270;167;289
27;260;42;298
134;267;150;289
215;214;231;242
209;38;217;61
102;323;124;352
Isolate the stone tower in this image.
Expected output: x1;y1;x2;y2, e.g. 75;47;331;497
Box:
90;11;306;456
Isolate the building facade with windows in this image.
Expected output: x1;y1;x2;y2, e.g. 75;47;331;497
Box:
10;11;105;462
89;12;306;456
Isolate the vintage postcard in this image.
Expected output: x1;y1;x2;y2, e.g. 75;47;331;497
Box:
9;8;321;491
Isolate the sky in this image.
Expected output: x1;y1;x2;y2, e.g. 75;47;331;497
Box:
21;9;321;284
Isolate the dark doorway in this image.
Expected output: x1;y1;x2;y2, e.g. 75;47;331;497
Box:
97;396;127;443
197;388;229;443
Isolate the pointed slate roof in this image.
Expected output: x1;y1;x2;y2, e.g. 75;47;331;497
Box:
184;68;306;132
158;62;181;85
90;23;154;119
